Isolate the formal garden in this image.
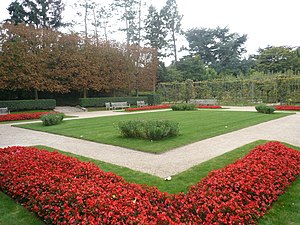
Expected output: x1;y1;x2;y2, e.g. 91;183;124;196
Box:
1;0;300;223
1;97;300;224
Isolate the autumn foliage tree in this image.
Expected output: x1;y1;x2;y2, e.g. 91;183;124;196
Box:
0;22;158;99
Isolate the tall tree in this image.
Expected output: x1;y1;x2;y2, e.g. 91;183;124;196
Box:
160;0;182;67
113;0;140;46
185;26;247;75
144;5;168;59
255;46;300;74
7;0;65;29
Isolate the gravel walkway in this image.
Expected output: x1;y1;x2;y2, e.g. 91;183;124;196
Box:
1;107;299;178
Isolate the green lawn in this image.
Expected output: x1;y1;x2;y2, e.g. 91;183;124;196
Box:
1;141;299;225
16;110;290;153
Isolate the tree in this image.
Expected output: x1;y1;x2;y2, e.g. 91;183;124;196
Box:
144;5;168;59
0;23;69;99
255;46;300;74
160;0;182;68
185;26;247;75
7;0;65;29
176;55;218;81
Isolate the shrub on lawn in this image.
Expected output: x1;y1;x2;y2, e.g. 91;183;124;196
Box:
41;113;64;126
255;105;275;114
118;120;179;140
171;104;196;111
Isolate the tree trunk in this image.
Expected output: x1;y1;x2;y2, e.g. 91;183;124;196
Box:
34;89;39;100
172;29;178;68
83;88;87;98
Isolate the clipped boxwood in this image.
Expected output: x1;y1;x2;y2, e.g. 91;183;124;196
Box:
0;99;56;112
171;103;196;111
41;113;64;126
118;120;179;140
147;94;161;106
255;105;276;114
79;97;147;108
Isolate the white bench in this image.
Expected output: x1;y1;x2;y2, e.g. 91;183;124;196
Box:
109;102;130;110
137;100;148;107
190;99;218;105
0;107;10;115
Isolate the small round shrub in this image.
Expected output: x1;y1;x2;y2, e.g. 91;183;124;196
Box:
41;113;64;126
255;105;275;114
118;120;179;140
171;104;196;111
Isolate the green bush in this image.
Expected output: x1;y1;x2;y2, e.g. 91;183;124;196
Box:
118;120;179;140
147;94;161;106
41;113;64;126
79;97;147;107
255;105;275;114
0;99;56;112
171;104;196;111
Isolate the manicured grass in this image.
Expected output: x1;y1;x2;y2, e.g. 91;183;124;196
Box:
1;141;299;224
16;110;290;153
0;192;44;225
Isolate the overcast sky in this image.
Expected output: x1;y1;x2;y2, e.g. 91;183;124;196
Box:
1;0;299;56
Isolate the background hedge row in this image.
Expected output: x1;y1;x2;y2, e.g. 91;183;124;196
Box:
0;99;56;111
79;95;161;107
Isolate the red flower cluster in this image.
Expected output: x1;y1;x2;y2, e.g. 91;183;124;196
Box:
197;105;222;109
125;104;171;111
1;142;299;224
0;112;49;122
275;105;300;111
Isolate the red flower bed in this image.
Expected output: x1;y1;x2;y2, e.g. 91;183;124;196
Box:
274;105;300;111
197;105;222;109
1;142;300;224
0;112;49;122
125;104;171;111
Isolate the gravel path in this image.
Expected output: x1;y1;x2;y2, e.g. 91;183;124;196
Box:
1;107;299;178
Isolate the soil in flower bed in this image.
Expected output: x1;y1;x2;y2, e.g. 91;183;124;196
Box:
1;142;300;224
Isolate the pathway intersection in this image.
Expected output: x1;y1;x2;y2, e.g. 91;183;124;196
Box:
0;107;299;178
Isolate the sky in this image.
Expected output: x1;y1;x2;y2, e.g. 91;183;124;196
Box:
0;0;299;57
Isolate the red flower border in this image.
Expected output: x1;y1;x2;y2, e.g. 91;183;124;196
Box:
274;105;300;111
1;142;300;224
125;104;171;111
197;105;222;109
0;112;49;122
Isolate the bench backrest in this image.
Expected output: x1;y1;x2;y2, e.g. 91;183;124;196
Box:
0;107;9;114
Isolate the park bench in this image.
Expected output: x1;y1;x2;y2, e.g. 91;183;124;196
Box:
137;100;148;107
190;99;218;105
106;102;130;110
0;107;10;115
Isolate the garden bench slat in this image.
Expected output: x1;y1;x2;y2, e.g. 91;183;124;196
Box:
0;107;10;115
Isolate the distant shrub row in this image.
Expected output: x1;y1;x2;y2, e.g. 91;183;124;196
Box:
118;120;179;140
0;99;56;112
79;94;161;107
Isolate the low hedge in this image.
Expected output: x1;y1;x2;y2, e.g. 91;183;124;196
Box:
79;97;148;107
41;113;64;126
147;94;161;106
0;99;56;112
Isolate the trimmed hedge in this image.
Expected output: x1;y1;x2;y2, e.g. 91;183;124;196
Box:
0;99;56;112
171;104;196;111
147;94;161;106
41;113;64;126
79;97;148;107
255;105;276;114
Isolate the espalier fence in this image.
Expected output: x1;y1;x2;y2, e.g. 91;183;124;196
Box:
157;75;300;104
